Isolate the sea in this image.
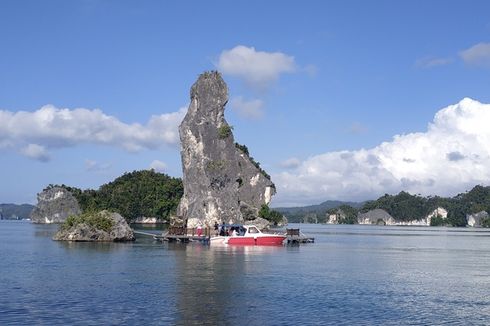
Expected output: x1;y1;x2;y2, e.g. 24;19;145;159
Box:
1;221;489;325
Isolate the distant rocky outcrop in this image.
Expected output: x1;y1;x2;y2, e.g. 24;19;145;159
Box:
358;209;396;225
53;211;135;242
175;71;275;228
467;211;489;227
131;217;166;224
357;207;448;226
31;187;81;223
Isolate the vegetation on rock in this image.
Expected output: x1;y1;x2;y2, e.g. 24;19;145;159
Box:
218;124;233;139
62;211;114;232
235;142;272;181
327;205;358;224
258;204;284;225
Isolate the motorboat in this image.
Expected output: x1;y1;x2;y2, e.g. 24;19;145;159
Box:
210;224;286;245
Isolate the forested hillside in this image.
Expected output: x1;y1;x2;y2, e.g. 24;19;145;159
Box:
47;170;183;222
277;185;490;227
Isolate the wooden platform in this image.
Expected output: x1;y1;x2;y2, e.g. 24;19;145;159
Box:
285;228;315;244
154;226;213;244
135;227;314;245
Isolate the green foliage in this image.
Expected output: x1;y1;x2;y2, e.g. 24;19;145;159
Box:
481;217;490;228
361;191;429;221
55;170;183;222
235;143;249;156
277;200;363;223
258;204;284;225
62;211;114;232
338;205;358;224
430;215;446;226
235;142;272;181
218;124;233;139
206;160;226;171
279;186;490;226
326;205;358;224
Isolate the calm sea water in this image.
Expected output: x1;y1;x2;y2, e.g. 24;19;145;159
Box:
1;221;489;325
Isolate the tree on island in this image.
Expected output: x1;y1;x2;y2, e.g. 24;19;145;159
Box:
49;170;183;222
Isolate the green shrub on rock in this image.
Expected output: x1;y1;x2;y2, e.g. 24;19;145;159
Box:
62;211;114;232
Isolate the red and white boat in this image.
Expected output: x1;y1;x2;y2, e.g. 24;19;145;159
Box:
210;224;286;246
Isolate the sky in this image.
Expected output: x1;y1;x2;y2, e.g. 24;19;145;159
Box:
1;0;490;207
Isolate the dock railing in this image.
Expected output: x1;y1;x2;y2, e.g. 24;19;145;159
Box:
168;226;212;237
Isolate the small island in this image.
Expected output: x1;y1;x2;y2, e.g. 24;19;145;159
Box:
53;210;135;242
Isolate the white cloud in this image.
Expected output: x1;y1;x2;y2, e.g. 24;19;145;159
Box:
460;42;490;67
149;160;167;173
0;105;187;160
415;56;453;68
273;98;490;206
230;96;264;119
216;45;296;89
280;157;301;169
20;144;50;162
85;159;112;172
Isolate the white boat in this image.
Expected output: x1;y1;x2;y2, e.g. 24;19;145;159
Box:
210;224;286;246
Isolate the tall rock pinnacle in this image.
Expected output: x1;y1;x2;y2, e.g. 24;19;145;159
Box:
175;71;275;227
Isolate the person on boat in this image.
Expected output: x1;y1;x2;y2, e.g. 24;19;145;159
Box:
214;222;219;235
197;224;202;237
231;228;237;236
220;222;226;236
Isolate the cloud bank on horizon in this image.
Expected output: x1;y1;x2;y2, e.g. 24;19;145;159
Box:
273;98;490;206
0;105;187;161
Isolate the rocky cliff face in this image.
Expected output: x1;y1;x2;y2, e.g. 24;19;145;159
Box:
467;211;489;227
175;71;275;228
357;209;396;225
53;211;135;242
30;187;81;223
357;207;448;226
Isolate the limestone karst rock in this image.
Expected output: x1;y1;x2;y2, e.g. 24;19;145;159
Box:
175;71;275;227
52;211;135;242
30;186;81;223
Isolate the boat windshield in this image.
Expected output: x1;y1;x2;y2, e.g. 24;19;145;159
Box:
247;226;259;234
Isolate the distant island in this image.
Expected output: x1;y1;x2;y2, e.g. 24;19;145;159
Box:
275;185;490;227
4;182;490;228
0;203;35;220
31;170;183;224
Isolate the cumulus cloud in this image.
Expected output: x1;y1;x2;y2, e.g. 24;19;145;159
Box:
0;105;187;160
149;160;167;173
280;157;301;169
20;144;50;162
230;96;264;119
273;98;490;206
460;42;490;67
216;45;296;89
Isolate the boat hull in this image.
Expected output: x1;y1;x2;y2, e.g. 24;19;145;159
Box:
211;235;286;246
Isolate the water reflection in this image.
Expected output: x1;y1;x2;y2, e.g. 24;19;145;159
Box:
172;243;286;325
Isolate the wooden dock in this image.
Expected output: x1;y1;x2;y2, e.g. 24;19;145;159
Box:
154;226;212;244
285;228;315;244
135;227;314;245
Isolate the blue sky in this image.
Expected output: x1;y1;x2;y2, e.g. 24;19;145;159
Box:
1;0;490;206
